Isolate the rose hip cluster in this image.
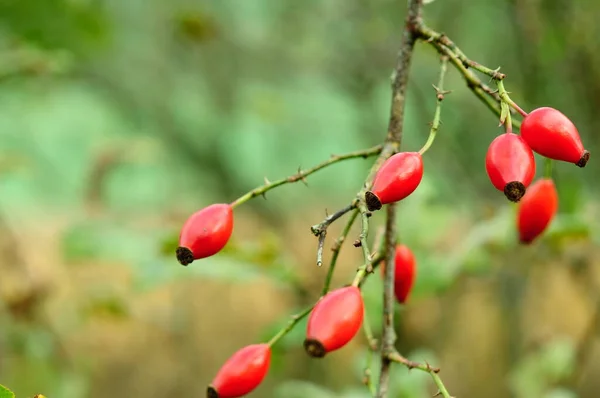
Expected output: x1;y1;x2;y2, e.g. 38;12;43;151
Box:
176;205;416;396
484;107;588;243
175;104;587;396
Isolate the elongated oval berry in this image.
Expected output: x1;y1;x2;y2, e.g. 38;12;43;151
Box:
176;203;234;266
485;132;536;202
304;286;364;358
520;107;589;167
365;152;424;211
517;178;558;244
380;244;417;304
207;344;271;398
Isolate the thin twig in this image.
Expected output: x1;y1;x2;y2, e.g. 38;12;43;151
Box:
419;55;450;155
316;231;327;267
322;209;360;296
415;23;524;128
230;145;382;208
387;352;453;398
311;202;357;236
268;208;360;347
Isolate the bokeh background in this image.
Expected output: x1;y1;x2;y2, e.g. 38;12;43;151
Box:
1;0;600;397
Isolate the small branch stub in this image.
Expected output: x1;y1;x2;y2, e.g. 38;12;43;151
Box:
577;150;590;168
303;338;326;358
176;246;194;266
365;191;382;211
503;181;526;202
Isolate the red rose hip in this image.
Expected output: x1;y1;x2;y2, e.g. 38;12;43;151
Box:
365;152;424;211
517;178;558;244
485;132;536;202
380;244;417;304
207;344;271;398
304;286;364;358
520;107;589;167
176;203;234;265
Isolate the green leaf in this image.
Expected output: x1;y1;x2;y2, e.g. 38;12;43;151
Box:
0;385;15;398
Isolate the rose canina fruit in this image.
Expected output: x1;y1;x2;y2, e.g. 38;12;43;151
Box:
380;244;417;304
365;152;423;211
303;286;364;358
520;107;589;167
517;178;558;244
207;344;271;398
485;132;536;202
176;203;234;266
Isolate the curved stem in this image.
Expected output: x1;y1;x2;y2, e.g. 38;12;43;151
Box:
230;145;382;208
267;306;313;346
419;55;449;155
352;203;373;287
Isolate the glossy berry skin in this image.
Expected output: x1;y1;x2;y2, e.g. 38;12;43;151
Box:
380;244;417;304
517;178;558;244
485;132;536;202
303;286;364;358
176;203;234;266
207;344;271;398
520;107;589;167
365;152;423;211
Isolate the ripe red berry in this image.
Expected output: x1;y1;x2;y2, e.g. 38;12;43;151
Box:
517;178;558;244
365;152;424;211
520;107;589;167
380;244;417;304
207;343;271;398
303;286;364;358
176;203;234;266
485;132;536;202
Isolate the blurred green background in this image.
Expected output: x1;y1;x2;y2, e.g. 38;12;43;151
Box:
1;0;599;397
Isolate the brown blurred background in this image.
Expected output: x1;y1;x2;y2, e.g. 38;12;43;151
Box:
0;0;599;397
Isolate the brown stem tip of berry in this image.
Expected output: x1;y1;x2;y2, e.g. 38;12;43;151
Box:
365;191;382;211
576;150;590;168
176;247;194;266
503;181;526;202
303;338;327;358
206;386;219;398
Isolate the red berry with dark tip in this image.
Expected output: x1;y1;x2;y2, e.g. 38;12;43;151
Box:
365;152;424;211
517;178;558;244
520;107;589;167
485;132;536;202
176;203;234;265
380;244;417;304
207;344;271;398
303;286;364;358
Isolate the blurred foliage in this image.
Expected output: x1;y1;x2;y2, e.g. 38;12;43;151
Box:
0;385;15;398
0;0;599;397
